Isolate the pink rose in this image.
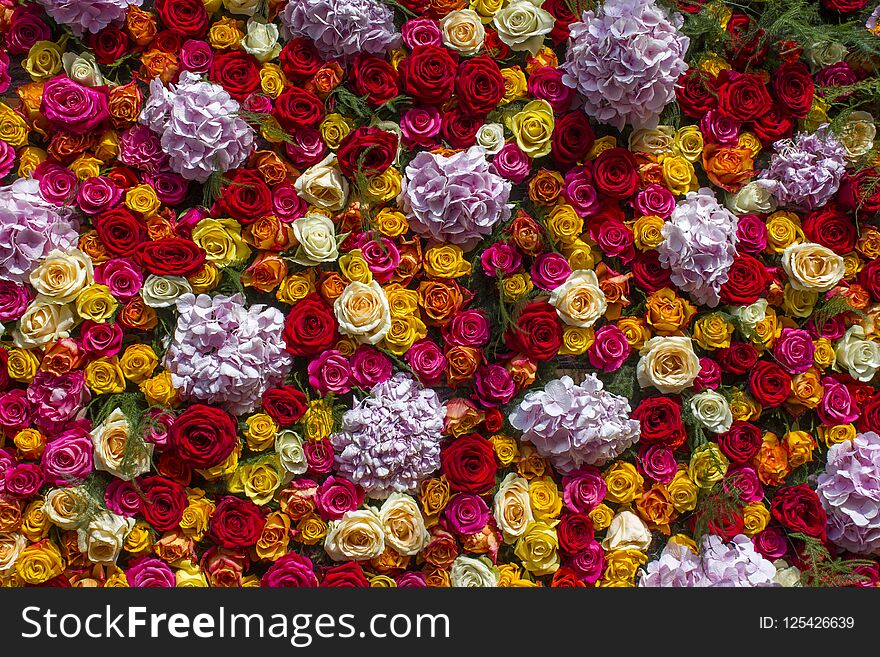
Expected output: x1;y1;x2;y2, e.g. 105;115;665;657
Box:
40;75;110;135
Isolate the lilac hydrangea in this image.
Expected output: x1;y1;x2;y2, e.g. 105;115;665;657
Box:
139;72;255;183
36;0;142;35
561;0;689;130
757;126;847;211
508;374;640;472
817;431;880;555
279;0;400;60
639;535;780;587
398;146;512;250
165;293;291;416
330;372;444;499
0;179;79;285
657;187;739;308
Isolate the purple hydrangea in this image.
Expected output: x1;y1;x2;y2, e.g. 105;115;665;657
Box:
657;187;739;308
817;431;880;555
0;179;80;285
398;146;512;250
330;372;444;499
36;0;142;35
139;72;255;183
279;0;400;60
165;293;291;416
508;374;640;473
757;126;847;211
561;0;689;130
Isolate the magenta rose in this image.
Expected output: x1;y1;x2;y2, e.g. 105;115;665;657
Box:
401;18;443;48
357;234;400;283
80;320;124;357
0;281;31;322
26;371;90;434
531;252;571;290
105;479;142;517
637;444;677;484
41;75;110;135
179;39;213;73
94;258;143;301
5;463;43;498
474;363;515;407
562;168;600;217
261;552;318;587
443;493;489;534
492;142;531;183
307;349;352;396
772;327;815;374
724;465;764;503
562;467;607;513
817;377;860;425
400;106;442;149
753;527;788;560
587;324;630;372
735;214;768;253
693;357;722;390
481;242;522;277
34;161;79;206
567;540;604;583
316;476;364;521
405;339;447;386
0;390;32;432
41;427;94;485
76;176;122;215
633;183;676;218
126;557;176;588
349;346;392;388
442;310;490;348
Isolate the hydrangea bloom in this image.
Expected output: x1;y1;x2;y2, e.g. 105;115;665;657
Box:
166;293;291;416
758;126;847;211
639;535;779;587
36;0;142;35
561;0;689;130
399;146;512;250
330;372;444;498
657;187;739;308
508;374;640;472
139;72;255;183
0;179;79;284
817;431;880;555
279;0;400;60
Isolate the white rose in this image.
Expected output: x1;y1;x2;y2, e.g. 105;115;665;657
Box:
62;52;104;86
44;487;90;530
13;298;76;349
726;181;778;215
493;473;534;543
637;336;700;394
379;493;430;557
324;509;386;561
840;111;876;161
91;408;153;480
806;41;848;71
293;154;350;212
730;299;768;334
475;123;506;154
76;511;134;564
492;0;554;55
773;559;803;587
689;389;733;434
0;532;26;572
549;269;607;328
242;20;281;63
835;325;880;383
450;555;499;587
141;274;193;308
441;9;486;55
292;212;340;266
29;248;93;304
782;241;845;292
334;280;392;344
275;429;308;475
601;510;652;551
223;0;260;15
629;127;675;155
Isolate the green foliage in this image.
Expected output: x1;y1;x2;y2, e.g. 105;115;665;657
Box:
600;360;638;401
691;481;743;544
217;259;250;297
810;294;866;332
790;532;875;587
326;86;373;124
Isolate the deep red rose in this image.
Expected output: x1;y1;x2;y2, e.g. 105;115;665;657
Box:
440;109;482;149
858;393;880;433
87;26;131;65
749;361;792;408
592;148;639;200
771;484;827;539
320;562;370;587
455;55;505;116
772;62;814;118
0;350;9;393
631;250;673;294
551;111;595;168
718;421;763;463
558;513;595;554
139;476;187;532
751;104;795;145
632;396;687;449
838;168;880;216
209;51;260;102
821;0;869;12
702;508;745;541
482;28;510;60
544;0;577;44
274;87;325;132
279;38;323;82
106;165;139;190
5;6;52;56
283;294;340;358
155;0;208;37
716;70;772;122
802;204;857;255
214;169;272;224
504;301;563;361
716;342;759;375
676;69;718;118
399;45;458;105
725;14;767;68
440;434;497;494
719;254;769;305
484;407;504;432
152;30;182;54
350;53;399;106
95;208;147;257
209;496;266;548
859;259;880;301
155;450;192;487
262;386;308;426
170;404;239;469
336;126;398;179
137;237;206;277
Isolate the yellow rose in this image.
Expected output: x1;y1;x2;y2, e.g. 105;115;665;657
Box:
490;434;518;466
737;131;763;158
667;466;699;513
424;244;472;278
175;561;208;587
381;315;428;355
192;218;251;268
559;325;594;356
674;125;704;162
782;285;819;319
510;100;554;158
256;511;291;561
661;154;698;195
514;521;559;576
693;313;734;349
765;211;804;253
0;104;28;148
603;462;644;504
688;443;729;488
232;460;282;505
7;348;39;383
70;155;103;180
124;520;153;555
320;112;354;150
21;501;51;542
602;549;647;583
196;444;240;482
245;413;278;452
208;16;244;49
14;429;45;460
24;41;63;81
85;357;127;395
818;423;856;448
75;284;117;322
119;344;158;383
529;476;562;521
561;237;596;270
365;167;402;204
296;514;328;545
588;135;617;160
94;131;119;163
338;249;372;284
499;66;527;105
843;253;861;280
276;272;315;305
589;503;614;531
374;208;409;238
140;371;180;407
742;502;770;537
729;389;761;421
633;215;665;250
303;399;334;441
752;307;781;347
125;184;161;216
16;540;64;584
18;146;47;177
180;497;215;541
471;0;503;21
785;430;816;469
189;262;220;294
259;63;287;98
384;283;419;318
617;316;651;350
699;53;731;77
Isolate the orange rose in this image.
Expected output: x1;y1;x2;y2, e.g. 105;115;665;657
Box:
307;62;344;98
251;150;293;186
507;210;545;256
636;485;676;531
146;213;175;240
108;81;142;128
126;6;158;46
389;236;423;286
445;345;482;387
278;482;318;521
153;531;195;564
507;355;537;389
417;279;467;325
256;512;291;561
140;49;179;84
421;531;458;568
242;253;288;292
117;297;159;331
371;548;410;574
462;525;501;555
636;155;664;187
528;169;564;206
516;443;549;480
318;271;348;304
443;398;485;437
78;230;111;265
40;338;85;376
645;287;697;333
48;133;93;162
701;144;754;192
596;262;632;320
753;432;790;487
424;565;451;587
245;215;294;251
0;497;22;532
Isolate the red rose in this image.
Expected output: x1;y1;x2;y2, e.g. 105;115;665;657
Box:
279;38;323;82
440;434;497;494
857;393;880;433
631;251;673;294
336;126;398;178
751;104;795;145
455;55;504;116
155;0;208;37
725;14;767;68
802;203;857;255
87;26;131;65
719;254;769;305
440;109;482;149
838;168;880;216
859;259;880;301
675;69;718;118
214;169;272;224
821;0;869;12
283;294;339;358
155;450;192;487
551;566;588;587
209;51;261;102
504;301;563;361
716;70;772;122
701;508;745;541
716;342;758;375
153;30;182;54
137;237;206;277
551;110;595;168
139;476;187;532
350;53;399;106
320;562;370;587
558;513;594;554
749;361;792;408
632;396;687;449
274;87;325;132
771;484;827;539
544;0;576;44
772;62;814;118
482;28;510;60
399;45;458;105
95;208;147;257
262;386;308;426
592;148;639;200
170;404;239;469
209;496;266;548
718;421;763;463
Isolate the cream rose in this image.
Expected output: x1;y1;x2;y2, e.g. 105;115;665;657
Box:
14;298;77;349
476;123;506;155
62;52;104;86
76;511;135;564
441;9;486;55
806;41;847;71
334;280;392;344
689;389;733;434
275;429;308;475
492;0;554;55
324;509;386;561
293;154;350;212
782;241;845;292
242;19;282;62
840;111;876;161
730;299;768;335
292;212;340;266
44;487;90;530
29;248;93;304
637;336;700;394
601;510;652;551
726;181;778;215
549;269;608;328
450;555;499;587
629;126;675;155
379;493;430;557
141;274;193;308
835;325;880;383
91;408;153;480
0;532;26;572
223;0;259;15
493;473;534;543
